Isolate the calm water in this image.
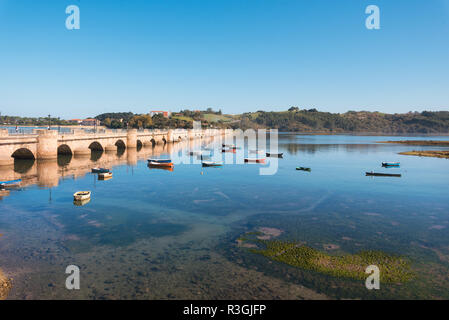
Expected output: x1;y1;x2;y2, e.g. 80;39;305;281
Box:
1;134;449;299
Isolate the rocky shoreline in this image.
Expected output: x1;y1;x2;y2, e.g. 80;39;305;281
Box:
0;269;12;300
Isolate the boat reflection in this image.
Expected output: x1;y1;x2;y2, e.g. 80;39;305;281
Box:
73;198;91;206
0;137;213;199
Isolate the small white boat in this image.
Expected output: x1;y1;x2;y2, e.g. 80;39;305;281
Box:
202;161;223;167
189;150;211;156
98;172;113;179
73;191;91;201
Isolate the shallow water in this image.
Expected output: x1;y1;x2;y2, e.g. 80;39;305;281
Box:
1;134;449;299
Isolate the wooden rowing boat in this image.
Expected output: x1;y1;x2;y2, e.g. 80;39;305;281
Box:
148;161;174;168
222;148;236;153
244;158;265;163
73;191;91;201
266;152;283;158
0;179;22;188
98;172;113;179
147;158;172;163
91;168;109;173
382;162;400;167
202;161;223;167
366;172;401;177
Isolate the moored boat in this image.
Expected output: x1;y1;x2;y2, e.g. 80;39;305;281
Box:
73;191;91;201
91;167;109;173
366;172;401;177
222;148;236;153
147;158;172;163
266;152;284;158
98;172;113;179
244;158;265;163
296;167;311;172
202;161;223;167
382;162;400;167
0;179;22;188
148;161;174;168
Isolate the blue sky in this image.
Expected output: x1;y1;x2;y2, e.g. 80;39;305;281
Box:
0;0;448;118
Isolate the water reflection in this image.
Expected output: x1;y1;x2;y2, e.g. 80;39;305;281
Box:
0;138;211;195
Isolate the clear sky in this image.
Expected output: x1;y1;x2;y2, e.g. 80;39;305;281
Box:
0;0;448;119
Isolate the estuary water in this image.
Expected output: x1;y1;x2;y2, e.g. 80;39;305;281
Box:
1;134;449;299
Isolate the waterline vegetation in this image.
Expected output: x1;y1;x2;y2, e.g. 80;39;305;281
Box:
237;233;414;283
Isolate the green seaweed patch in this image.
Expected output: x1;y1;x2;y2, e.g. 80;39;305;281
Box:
246;239;414;283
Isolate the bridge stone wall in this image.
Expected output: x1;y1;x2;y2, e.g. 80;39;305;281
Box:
0;128;228;166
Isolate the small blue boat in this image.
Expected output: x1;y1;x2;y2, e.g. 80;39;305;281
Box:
382;162;400;167
148;158;172;164
92;167;110;173
0;179;22;187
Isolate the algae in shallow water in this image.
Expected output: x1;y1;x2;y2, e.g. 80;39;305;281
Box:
242;238;414;283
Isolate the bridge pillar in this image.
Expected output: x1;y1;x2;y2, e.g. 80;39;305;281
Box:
127;129;137;148
36;130;58;160
188;129;194;140
167;129;174;143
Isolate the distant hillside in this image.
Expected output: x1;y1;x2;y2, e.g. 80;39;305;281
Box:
232;109;449;134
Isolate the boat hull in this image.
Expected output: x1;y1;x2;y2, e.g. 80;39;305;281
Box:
366;172;401;177
148;159;172;163
148;161;174;168
244;158;265;163
266;153;283;158
73;191;91;201
0;179;22;188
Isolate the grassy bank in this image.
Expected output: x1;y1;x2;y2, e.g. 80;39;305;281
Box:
379;140;449;146
399;150;449;159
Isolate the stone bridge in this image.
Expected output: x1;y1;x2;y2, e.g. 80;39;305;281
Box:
0;128;227;166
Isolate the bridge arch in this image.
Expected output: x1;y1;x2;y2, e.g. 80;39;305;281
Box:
150;138;156;147
89;141;104;151
162;137;167;144
137;140;143;150
57;144;73;155
11;148;35;160
115;139;126;149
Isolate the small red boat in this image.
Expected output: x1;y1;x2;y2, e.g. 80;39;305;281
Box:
222;148;236;153
244;158;266;163
148;161;174;168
